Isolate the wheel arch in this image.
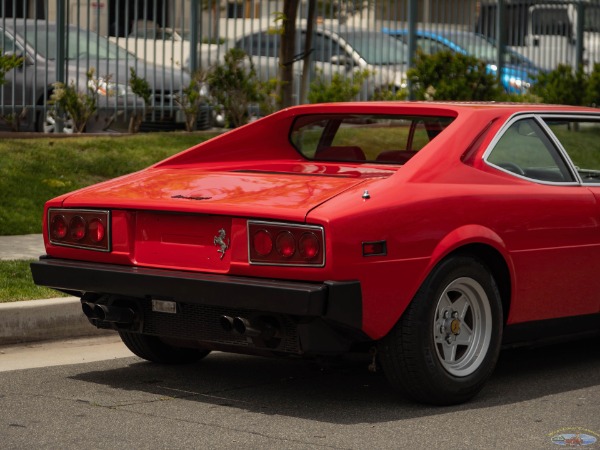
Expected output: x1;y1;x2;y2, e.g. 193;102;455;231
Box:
445;243;511;325
427;225;514;325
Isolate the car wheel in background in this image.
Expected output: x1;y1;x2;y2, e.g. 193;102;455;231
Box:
37;108;76;134
119;331;211;364
378;255;503;405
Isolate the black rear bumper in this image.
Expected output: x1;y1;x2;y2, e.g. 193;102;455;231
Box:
30;257;363;331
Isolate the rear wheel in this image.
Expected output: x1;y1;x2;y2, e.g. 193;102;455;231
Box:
378;255;503;405
119;331;210;364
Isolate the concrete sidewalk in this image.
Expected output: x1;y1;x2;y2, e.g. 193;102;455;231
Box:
0;234;111;345
0;234;45;260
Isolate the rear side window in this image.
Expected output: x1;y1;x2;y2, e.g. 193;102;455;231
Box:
543;119;600;183
486;118;574;182
290;114;455;163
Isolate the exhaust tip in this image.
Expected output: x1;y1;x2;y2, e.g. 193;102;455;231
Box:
232;317;248;335
93;304;135;324
233;317;263;337
81;302;96;319
220;315;234;332
94;304;110;321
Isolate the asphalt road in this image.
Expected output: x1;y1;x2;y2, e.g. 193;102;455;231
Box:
1;334;599;449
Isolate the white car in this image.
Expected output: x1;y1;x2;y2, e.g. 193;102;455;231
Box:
109;20;224;70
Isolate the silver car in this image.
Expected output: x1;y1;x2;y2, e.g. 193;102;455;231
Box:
235;27;408;101
0;19;190;132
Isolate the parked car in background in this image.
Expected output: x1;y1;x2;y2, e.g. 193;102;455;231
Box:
109;20;225;71
383;28;540;93
32;101;600;405
235;27;409;100
477;1;600;71
0;19;190;133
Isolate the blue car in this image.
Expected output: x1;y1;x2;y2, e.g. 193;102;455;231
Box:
383;28;540;94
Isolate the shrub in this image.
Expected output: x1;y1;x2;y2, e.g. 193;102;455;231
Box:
307;69;370;103
529;64;588;106
0;51;23;86
0;52;25;130
372;84;408;101
175;70;208;132
585;63;600;107
128;67;152;133
50;69;100;133
257;78;282;116
207;48;263;128
407;50;501;101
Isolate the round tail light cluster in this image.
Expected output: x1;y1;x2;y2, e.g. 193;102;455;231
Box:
248;221;324;266
48;209;110;251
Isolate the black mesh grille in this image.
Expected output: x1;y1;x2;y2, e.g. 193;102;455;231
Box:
141;300;301;354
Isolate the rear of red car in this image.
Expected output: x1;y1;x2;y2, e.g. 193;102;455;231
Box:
31;159;386;357
34;102;493;405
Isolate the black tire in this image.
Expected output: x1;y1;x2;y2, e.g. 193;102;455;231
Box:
119;331;211;364
378;255;503;405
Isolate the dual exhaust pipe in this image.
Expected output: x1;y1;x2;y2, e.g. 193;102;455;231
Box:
82;302;135;324
220;315;280;341
82;301;278;343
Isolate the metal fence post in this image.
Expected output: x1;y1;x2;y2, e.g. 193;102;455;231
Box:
55;0;65;132
576;1;585;70
407;0;418;100
55;0;64;84
496;0;505;93
189;0;199;74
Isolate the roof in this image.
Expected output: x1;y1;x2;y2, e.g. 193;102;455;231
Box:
284;101;600;114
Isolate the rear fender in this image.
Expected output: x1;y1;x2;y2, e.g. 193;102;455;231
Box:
424;224;514;299
373;225;514;340
432;224;503;257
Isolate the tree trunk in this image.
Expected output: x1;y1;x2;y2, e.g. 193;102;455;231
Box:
279;0;299;108
300;0;317;104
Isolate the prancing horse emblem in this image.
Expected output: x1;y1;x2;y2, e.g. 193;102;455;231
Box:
213;229;229;259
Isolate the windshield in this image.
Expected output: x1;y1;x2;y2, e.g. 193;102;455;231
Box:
340;31;407;65
20;24;131;60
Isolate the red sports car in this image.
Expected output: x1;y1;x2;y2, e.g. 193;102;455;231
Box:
31;102;600;405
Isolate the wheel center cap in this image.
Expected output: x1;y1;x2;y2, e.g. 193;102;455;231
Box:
450;319;461;335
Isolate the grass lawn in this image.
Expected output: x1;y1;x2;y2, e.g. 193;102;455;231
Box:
0;132;218;236
0;260;68;302
0;131;218;302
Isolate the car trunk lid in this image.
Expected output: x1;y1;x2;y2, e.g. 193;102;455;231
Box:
60;166;386;272
61;167;376;220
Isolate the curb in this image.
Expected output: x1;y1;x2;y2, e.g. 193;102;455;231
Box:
0;297;114;346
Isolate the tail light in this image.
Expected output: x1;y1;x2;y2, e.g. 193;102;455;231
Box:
248;221;325;267
48;208;110;251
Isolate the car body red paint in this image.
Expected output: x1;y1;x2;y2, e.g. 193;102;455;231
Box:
32;102;600;405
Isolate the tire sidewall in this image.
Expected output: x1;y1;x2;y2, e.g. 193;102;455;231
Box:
379;254;504;404
414;256;503;397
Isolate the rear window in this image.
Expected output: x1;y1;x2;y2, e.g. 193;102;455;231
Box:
290;114;454;163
